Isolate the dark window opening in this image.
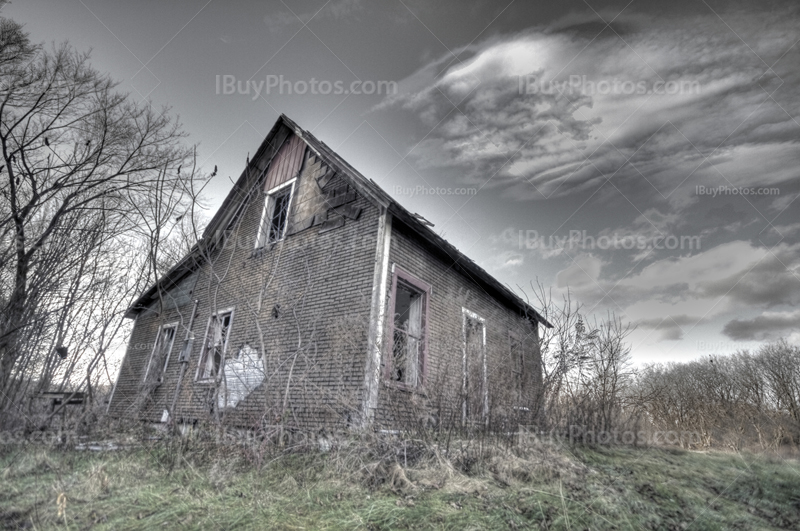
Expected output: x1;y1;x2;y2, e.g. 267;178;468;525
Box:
386;269;430;388
144;325;176;384
267;190;291;244
258;184;294;248
198;311;232;381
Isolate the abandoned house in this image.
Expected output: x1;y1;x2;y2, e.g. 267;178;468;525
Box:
107;114;550;431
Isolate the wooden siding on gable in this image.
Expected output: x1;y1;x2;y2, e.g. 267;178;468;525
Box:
264;134;305;191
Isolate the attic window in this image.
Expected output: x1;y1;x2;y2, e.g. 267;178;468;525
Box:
256;180;295;248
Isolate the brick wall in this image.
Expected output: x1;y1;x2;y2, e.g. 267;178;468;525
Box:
108;136;380;431
375;219;542;431
108;130;543;434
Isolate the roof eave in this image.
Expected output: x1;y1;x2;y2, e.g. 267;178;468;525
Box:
387;205;553;328
124;117;293;318
124;114;553;329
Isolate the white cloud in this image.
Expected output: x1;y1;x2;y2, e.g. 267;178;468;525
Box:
553;240;800;337
383;8;800;204
556;253;605;288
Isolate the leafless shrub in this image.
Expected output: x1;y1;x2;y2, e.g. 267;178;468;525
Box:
520;281;640;446
635;339;800;450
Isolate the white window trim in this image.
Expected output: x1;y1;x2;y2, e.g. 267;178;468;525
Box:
143;322;178;383
461;308;488;424
255;178;297;249
195;307;235;382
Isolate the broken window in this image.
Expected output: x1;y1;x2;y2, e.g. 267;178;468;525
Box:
256;180;295;248
462;309;487;424
143;324;177;384
386;268;430;388
197;309;233;381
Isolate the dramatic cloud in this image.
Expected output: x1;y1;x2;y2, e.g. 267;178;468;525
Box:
696;245;800;307
385;8;800;203
545;241;800;341
387;5;800;356
723;310;800;341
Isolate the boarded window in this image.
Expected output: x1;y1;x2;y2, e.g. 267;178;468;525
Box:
463;309;487;424
510;331;523;375
263;134;305;192
386;268;430;388
509;331;524;400
197;310;233;381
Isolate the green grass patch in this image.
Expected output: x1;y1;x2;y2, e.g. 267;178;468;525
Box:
1;442;798;530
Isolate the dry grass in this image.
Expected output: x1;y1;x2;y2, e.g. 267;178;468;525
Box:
1;435;799;530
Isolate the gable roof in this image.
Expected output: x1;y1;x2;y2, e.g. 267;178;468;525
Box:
126;114;551;327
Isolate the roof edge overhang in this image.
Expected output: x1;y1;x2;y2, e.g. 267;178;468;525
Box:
124;117;293;318
387;206;553;328
279;116;550;326
125;114;552;328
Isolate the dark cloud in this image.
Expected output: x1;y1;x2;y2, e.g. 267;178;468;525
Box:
544;241;799;349
722;310;800;340
697;247;800;307
383;5;800;354
636;314;703;341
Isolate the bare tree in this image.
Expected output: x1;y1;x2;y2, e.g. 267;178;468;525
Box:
523;281;636;442
634;341;800;450
0;18;193;415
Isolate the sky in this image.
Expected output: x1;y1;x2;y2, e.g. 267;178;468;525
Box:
5;0;799;364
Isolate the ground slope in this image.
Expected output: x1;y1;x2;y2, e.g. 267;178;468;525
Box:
1;442;798;530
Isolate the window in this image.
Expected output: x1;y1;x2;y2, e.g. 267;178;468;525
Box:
256;180;295;248
462;309;487;423
143;323;177;384
385;267;430;388
509;331;524;397
196;309;233;381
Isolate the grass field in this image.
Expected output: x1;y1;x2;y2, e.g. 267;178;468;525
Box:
1;439;799;530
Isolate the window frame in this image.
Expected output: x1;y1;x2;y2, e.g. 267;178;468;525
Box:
143;322;178;384
509;330;523;376
383;265;431;390
508;329;525;403
461;308;488;424
255;178;296;249
195;307;235;382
